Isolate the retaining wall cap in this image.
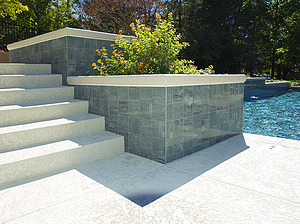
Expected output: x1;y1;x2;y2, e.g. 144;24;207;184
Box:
7;27;131;50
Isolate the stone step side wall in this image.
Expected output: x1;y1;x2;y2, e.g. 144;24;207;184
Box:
73;83;244;163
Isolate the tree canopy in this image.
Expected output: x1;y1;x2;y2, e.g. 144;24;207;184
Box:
171;0;299;78
0;0;28;20
79;0;165;35
1;0;299;78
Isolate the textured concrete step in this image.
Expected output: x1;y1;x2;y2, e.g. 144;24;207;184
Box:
0;114;105;152
0;74;62;88
0;86;74;106
0;63;51;75
0;100;89;127
0;132;124;189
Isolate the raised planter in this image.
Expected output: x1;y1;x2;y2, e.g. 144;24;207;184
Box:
68;74;246;163
7;28;129;84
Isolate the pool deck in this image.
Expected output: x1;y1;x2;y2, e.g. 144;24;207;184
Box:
1;133;300;223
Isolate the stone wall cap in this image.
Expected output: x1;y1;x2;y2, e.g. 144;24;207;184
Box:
68;74;247;86
7;27;131;50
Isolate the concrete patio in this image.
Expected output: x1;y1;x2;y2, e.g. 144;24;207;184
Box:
1;133;300;223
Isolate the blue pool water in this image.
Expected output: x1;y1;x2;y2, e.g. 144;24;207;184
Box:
243;91;300;140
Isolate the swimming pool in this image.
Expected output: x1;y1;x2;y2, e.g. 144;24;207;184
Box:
243;91;300;140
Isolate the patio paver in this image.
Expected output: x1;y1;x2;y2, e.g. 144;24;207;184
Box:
1;133;300;223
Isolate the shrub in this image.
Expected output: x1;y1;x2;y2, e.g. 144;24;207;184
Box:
92;13;212;75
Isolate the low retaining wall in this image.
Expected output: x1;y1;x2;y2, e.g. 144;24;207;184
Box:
244;78;291;101
7;28;129;84
69;74;246;163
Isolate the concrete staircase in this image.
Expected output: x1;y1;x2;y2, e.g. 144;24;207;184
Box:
0;64;124;189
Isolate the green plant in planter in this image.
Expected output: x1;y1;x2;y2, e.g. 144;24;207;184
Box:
92;13;212;75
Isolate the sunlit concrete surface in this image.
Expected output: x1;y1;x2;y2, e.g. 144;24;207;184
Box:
1;133;300;224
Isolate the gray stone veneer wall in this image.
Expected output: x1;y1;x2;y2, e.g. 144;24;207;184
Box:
244;78;291;101
73;83;244;163
9;36;114;84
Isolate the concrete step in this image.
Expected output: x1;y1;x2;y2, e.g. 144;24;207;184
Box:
0;131;124;189
0;74;62;88
0;100;89;127
0;63;51;75
0;114;105;152
0;86;74;106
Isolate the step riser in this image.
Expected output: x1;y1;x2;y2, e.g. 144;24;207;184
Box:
0;64;51;75
0;87;74;106
0;117;105;152
0;101;89;127
0;136;124;189
0;75;62;88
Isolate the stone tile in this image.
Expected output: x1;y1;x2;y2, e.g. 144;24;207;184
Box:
109;86;119;99
183;103;193;117
99;99;108;116
152;120;165;139
152;138;166;163
152;103;165;121
67;36;84;48
128;117;140;134
140;102;152;119
118;116;128;133
173;86;184;102
119;86;129;100
151;87;166;104
172;103;184;120
128;133;140;150
108;99;119;115
119;100;128;116
105;115;119;133
167;87;173;104
140;88;152;102
167;134;248;175
166;104;173;121
139;136;153;159
92;86;101;98
100;86;109;99
139;119;153;137
129;87;140;100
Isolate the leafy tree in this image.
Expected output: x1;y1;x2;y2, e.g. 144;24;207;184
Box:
169;0;299;78
79;0;165;35
17;0;80;33
0;0;28;20
180;0;243;73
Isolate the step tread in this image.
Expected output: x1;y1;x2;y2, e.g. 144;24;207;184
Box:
0;74;62;77
0;132;122;165
0;99;86;111
0;114;103;135
0;86;71;92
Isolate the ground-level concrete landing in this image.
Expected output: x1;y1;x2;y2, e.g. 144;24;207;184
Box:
1;133;299;223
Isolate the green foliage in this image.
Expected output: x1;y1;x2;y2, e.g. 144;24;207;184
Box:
92;13;211;75
5;0;80;33
170;0;299;78
0;0;28;20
